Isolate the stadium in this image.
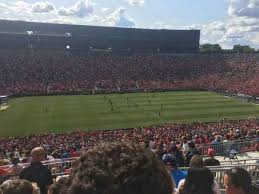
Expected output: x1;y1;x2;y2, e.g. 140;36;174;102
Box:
0;8;259;194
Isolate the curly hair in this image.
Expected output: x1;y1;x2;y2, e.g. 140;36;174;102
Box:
67;142;173;194
0;179;39;194
48;177;70;194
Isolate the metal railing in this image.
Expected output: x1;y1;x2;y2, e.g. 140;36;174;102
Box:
43;158;76;176
1;157;259;193
42;159;259;189
209;163;259;189
219;158;259;165
179;163;259;191
199;139;259;156
0;158;78;178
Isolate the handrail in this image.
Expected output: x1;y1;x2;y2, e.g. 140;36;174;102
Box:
198;138;259;156
1;158;259;190
199;138;258;148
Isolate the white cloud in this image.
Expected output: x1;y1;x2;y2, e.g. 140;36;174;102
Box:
11;1;32;15
32;2;55;13
0;1;33;21
249;0;259;7
150;21;176;29
0;2;8;9
0;2;10;14
0;1;135;28
186;17;259;49
249;32;259;44
58;0;94;18
126;0;145;6
224;0;259;48
179;1;259;49
0;1;57;21
0;0;257;49
103;8;135;28
228;0;259;18
218;32;258;49
101;8;109;12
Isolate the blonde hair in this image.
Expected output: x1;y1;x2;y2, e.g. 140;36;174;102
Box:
32;182;40;194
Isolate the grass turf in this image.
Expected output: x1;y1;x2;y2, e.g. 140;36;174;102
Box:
1;91;259;137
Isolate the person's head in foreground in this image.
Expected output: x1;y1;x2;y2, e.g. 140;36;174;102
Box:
178;167;214;194
31;147;46;162
0;179;40;194
189;154;204;168
224;167;259;194
68;142;174;194
48;177;70;194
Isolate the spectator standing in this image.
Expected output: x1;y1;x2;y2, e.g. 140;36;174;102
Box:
170;145;185;167
20;147;53;194
185;142;200;166
182;137;189;156
14;149;20;160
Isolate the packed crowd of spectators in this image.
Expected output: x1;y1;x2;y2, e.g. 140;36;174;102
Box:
0;119;258;164
0;142;258;194
0;51;259;96
1;51;259;193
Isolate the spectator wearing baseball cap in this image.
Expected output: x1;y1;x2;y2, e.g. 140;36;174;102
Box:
163;154;187;188
204;148;220;166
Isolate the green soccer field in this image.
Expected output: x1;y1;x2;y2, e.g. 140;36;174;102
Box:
1;91;259;137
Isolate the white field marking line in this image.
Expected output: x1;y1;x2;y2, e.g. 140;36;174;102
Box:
0;105;9;111
224;95;259;106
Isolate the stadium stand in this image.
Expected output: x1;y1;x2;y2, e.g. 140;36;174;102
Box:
0;21;258;98
0;119;258;162
1;52;259;97
0;20;259;194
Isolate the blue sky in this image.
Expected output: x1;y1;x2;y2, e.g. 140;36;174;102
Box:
0;0;259;48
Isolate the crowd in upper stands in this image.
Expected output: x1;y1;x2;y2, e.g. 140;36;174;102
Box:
0;51;259;96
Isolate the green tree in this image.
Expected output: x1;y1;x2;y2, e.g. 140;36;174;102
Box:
200;44;222;53
233;45;243;53
232;45;255;53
